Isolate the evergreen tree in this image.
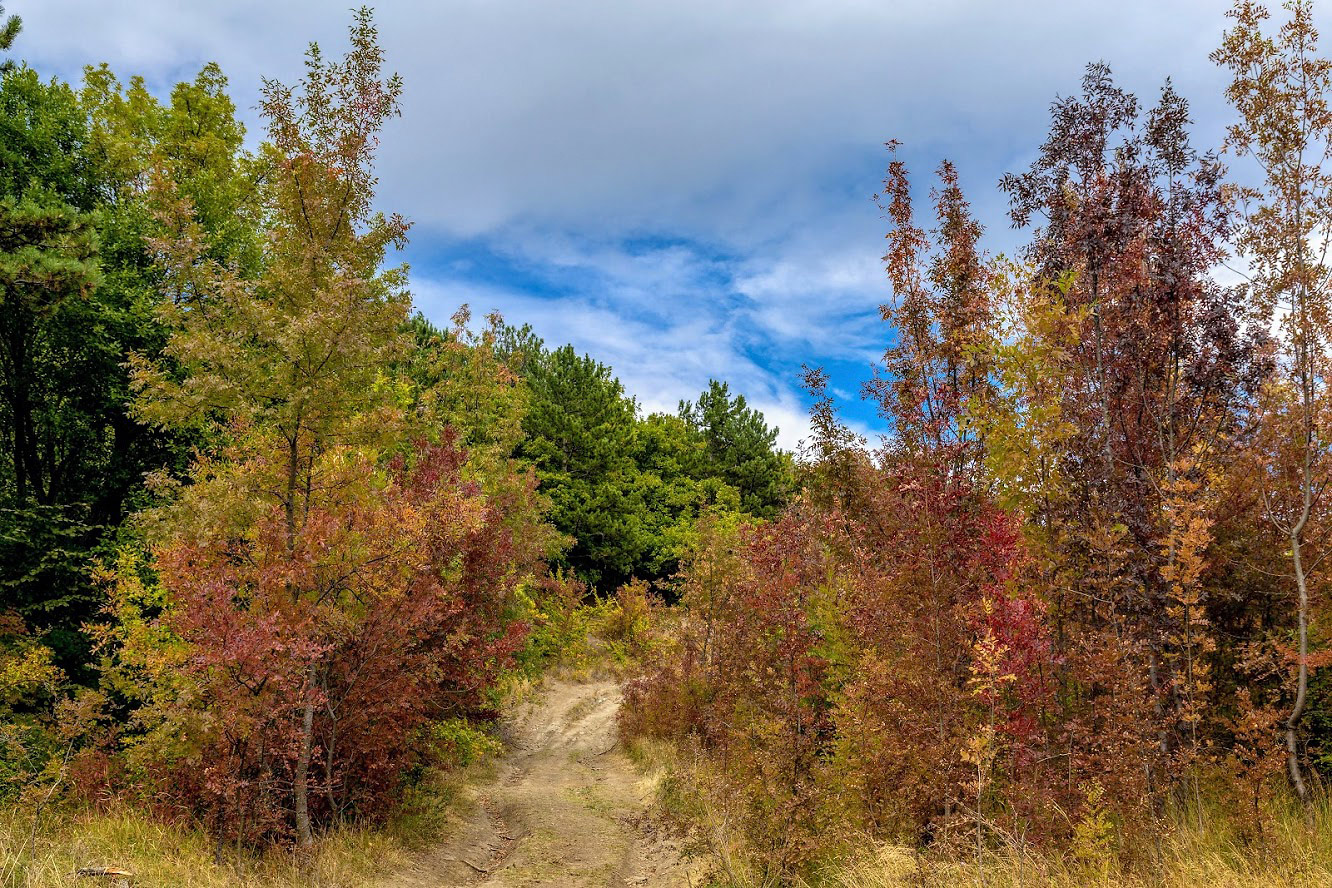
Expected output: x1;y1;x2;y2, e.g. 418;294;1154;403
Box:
516;346;647;591
0;66;101;674
518;344;649;592
513;348;792;590
0;4;20;64
635;410;743;583
679;379;791;519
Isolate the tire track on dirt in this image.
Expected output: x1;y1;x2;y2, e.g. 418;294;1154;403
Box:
379;679;698;888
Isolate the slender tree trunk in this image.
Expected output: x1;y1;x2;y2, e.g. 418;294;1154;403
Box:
1285;295;1315;802
1285;448;1313;801
294;689;315;846
1286;527;1310;801
4;318;32;504
324;684;339;821
284;415;316;843
285;430;300;551
1091;268;1113;490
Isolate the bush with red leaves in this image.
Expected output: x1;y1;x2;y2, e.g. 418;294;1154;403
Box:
105;440;548;845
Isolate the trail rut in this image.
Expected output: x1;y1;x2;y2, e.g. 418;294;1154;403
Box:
379;679;697;888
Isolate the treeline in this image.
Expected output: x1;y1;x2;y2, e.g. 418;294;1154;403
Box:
0;7;788;847
623;0;1332;879
407;313;791;593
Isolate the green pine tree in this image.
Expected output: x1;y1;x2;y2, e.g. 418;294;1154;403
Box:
519;344;651;592
680;379;792;519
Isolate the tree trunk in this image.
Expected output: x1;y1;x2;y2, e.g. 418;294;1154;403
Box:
294;695;315;846
285;430;300;552
1286;524;1311;801
1285;318;1316;802
3;315;32;504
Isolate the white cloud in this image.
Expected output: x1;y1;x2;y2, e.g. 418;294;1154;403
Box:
413;268;819;450
13;0;1253;243
8;0;1281;456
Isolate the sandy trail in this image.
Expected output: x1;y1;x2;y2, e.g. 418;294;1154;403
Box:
379;679;697;888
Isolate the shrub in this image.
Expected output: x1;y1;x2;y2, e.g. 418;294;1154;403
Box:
93;441;546;845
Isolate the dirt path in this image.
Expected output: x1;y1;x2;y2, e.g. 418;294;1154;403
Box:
379;679;699;888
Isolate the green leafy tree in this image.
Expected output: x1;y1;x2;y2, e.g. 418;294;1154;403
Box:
81;62;261;276
399;308;562;562
0;67;103;677
679;379;791;519
518;344;650;591
402;307;528;458
0;59;257;679
635;411;744;583
493;319;546;377
0;69;100;511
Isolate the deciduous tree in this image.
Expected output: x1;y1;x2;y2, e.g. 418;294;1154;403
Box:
1214;0;1332;799
130;8;412;844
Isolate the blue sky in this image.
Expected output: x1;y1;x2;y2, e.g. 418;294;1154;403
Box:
10;0;1284;450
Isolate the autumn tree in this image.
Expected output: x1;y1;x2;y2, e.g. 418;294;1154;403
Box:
91;439;546;845
130;9;412;845
1001;64;1257;791
859;148;1054;841
1214;0;1332;800
624;151;1057;870
398;307;561;578
872;146;996;484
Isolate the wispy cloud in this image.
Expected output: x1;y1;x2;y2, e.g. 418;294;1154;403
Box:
413;254;823;451
11;0;1280;452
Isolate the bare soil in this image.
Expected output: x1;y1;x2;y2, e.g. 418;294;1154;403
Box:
378;678;700;888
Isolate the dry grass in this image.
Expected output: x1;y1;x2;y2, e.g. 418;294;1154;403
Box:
815;823;1332;888
627;737;1332;888
801;804;1332;888
0;806;415;887
812;796;1332;888
0;608;639;888
0;749;494;888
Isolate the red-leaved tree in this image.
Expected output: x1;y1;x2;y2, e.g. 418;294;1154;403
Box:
127;437;544;844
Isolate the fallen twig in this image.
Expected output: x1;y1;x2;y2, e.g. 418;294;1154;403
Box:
444;855;491;875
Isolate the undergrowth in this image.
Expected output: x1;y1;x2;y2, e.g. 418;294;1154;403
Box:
1;590;660;887
628;736;1332;888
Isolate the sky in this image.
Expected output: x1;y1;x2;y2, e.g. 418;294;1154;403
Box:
8;0;1281;451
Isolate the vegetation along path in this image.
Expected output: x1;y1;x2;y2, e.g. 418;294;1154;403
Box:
380;679;697;888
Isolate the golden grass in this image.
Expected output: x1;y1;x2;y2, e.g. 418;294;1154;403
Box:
797;803;1332;888
0;805;414;887
0;751;494;888
815;831;1331;888
627;736;1332;888
0;607;630;888
811;796;1332;888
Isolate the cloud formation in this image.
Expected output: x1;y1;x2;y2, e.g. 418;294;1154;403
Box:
11;0;1281;449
